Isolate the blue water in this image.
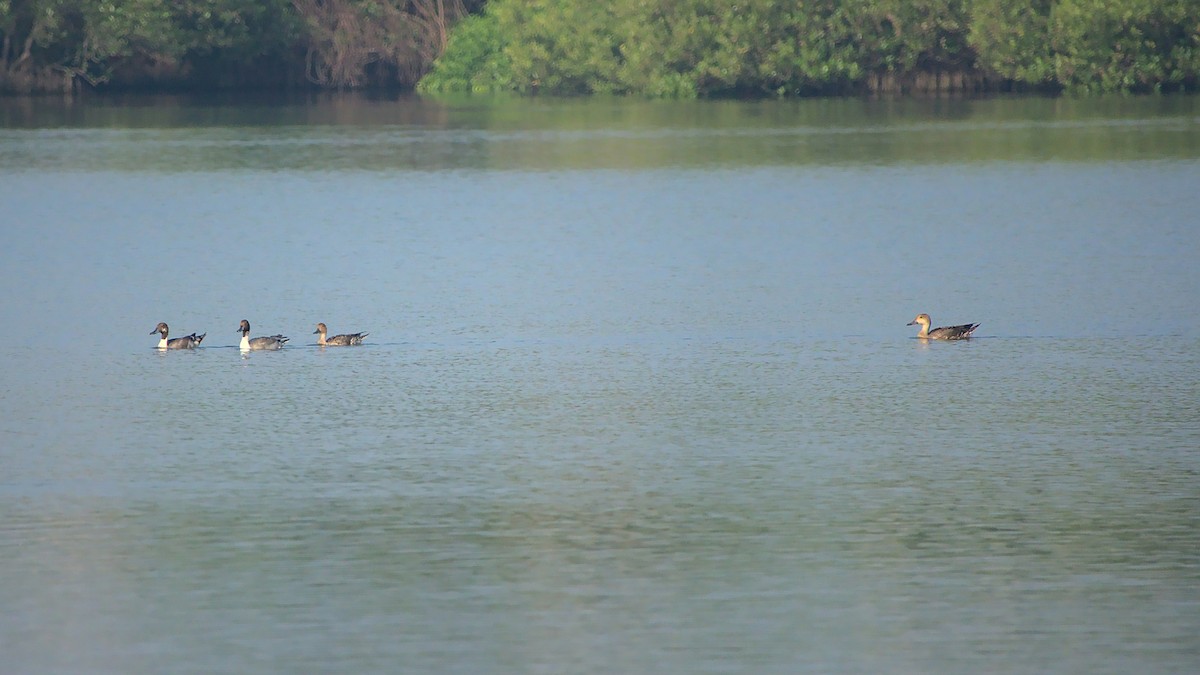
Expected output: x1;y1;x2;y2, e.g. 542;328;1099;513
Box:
1;95;1198;674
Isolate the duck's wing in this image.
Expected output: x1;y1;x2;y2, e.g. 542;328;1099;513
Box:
249;335;288;349
934;323;980;339
166;333;199;349
327;332;368;345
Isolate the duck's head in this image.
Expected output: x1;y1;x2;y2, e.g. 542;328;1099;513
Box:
151;322;169;336
907;313;931;327
313;322;328;335
237;319;251;334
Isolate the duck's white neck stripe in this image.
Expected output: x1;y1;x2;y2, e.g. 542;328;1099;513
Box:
158;337;169;349
240;334;250;350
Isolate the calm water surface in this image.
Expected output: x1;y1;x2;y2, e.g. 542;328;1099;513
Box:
1;94;1198;673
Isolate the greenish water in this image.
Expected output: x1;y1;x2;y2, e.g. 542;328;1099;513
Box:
2;94;1198;170
1;94;1198;674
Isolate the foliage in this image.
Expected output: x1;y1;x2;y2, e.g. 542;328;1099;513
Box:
292;0;471;89
178;1;303;85
0;0;302;90
0;0;466;92
485;0;622;94
425;0;1198;96
968;0;1055;85
425;0;980;97
418;11;511;93
968;0;1200;92
1;0;1197;95
1048;0;1200;93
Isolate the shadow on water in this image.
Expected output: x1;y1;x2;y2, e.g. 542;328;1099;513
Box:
2;93;1197;170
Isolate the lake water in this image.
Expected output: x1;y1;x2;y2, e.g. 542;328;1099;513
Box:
1;93;1198;673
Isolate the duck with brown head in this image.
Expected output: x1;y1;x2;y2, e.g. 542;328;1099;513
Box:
908;313;980;340
313;322;368;346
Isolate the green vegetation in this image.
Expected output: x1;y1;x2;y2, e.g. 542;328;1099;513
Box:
2;0;1196;95
0;0;305;91
0;0;475;93
422;0;1200;96
412;11;511;94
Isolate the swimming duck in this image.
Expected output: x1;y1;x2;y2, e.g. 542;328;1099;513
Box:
908;313;980;340
151;322;206;349
237;319;288;351
313;322;368;346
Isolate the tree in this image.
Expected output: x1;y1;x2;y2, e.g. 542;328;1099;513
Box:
292;0;470;88
1049;0;1200;93
968;0;1055;87
417;9;511;93
2;0;73;90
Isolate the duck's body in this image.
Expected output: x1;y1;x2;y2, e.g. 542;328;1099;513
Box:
238;319;288;351
908;313;979;340
151;322;205;349
313;322;368;346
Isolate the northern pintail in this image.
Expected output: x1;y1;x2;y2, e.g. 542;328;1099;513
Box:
151;322;206;349
908;313;980;340
237;319;288;350
313;322;368;346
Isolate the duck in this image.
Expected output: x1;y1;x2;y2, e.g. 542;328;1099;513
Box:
151;322;205;349
907;313;980;340
237;319;288;350
313;322;368;346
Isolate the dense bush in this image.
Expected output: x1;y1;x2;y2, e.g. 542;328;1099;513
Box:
1047;0;1200;93
2;0;1197;95
0;0;471;92
424;0;1199;96
416;12;511;93
0;0;304;91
